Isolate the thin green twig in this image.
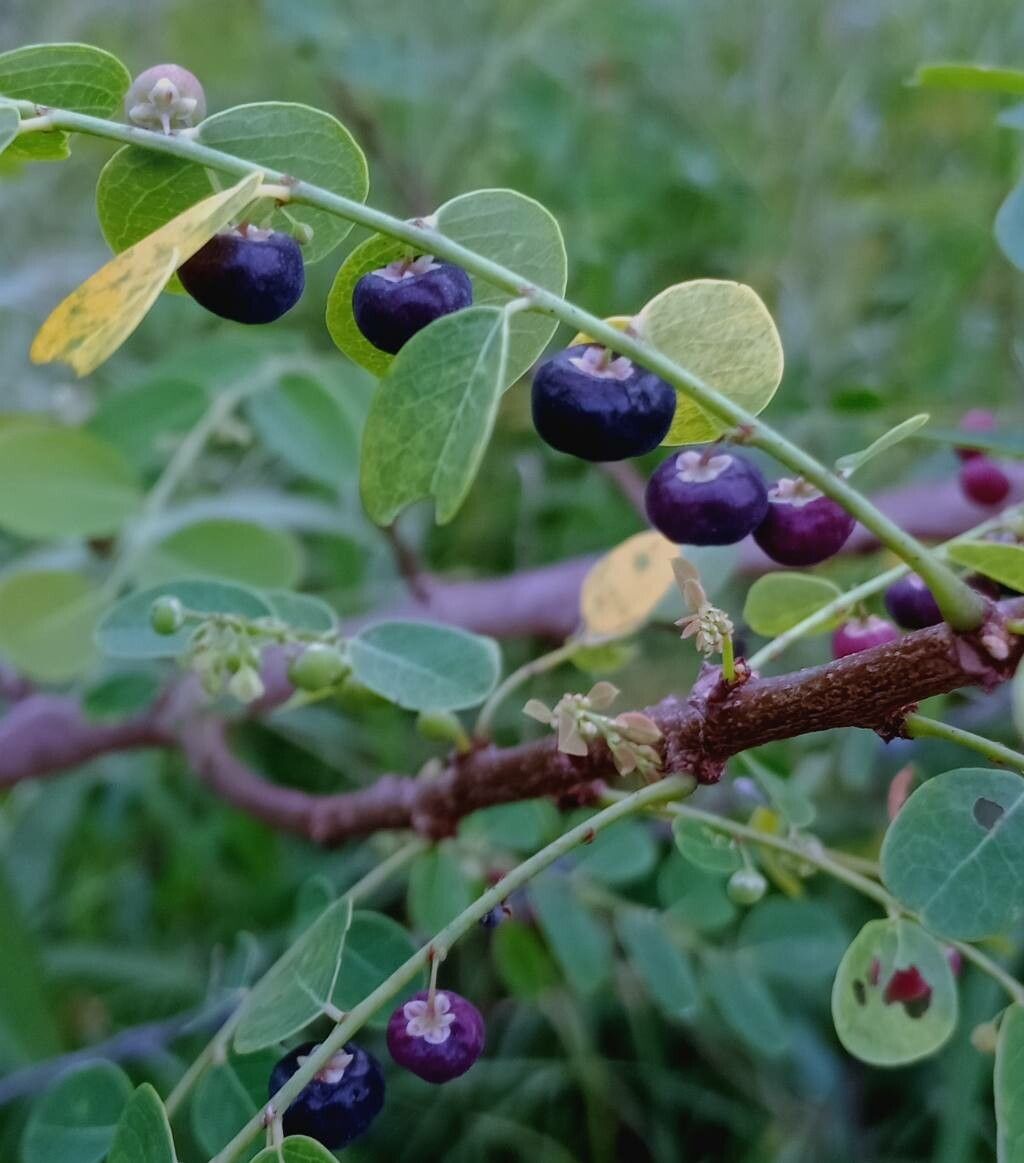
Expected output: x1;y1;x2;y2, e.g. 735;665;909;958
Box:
906;713;1024;774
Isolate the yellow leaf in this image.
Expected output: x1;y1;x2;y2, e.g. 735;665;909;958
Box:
638;279;784;445
569;314;635;347
580;530;679;638
31;170;264;376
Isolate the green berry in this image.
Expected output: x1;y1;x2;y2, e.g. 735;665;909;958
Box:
289;644;347;691
727;867;767;906
150;595;185;636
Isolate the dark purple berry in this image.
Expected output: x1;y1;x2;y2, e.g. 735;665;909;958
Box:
884;574;943;630
386;989;485;1084
752;479;855;566
352;257;473;353
955;409;997;462
179;227;305;324
832;615;900;659
644;447;769;546
269;1041;384;1149
960;457;1011;507
531;345;676;461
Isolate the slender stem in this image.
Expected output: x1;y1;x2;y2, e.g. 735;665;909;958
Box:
721;633;736;684
906;713;1024;774
17;104;985;631
474;638;581;738
953;940;1024;1005
164;838;423;1118
210;776;695;1161
748;508;1017;670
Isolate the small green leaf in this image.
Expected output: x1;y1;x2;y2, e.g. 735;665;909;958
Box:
83;671;162;721
530;873;612;994
639;279;784;445
460;799;560;854
492;920;559;999
743;572;842;637
199;103;368;264
997;182;1024;272
673;817;742;874
331;910;423;1030
134;519;304;590
246;372;363;490
407;845;476;934
88;377;209;469
657;855;737;933
0;104;19;156
996;1003;1024;1162
96;579;273;660
948;541;1024;592
262;590;336;633
741;754;816;828
0;570;101;681
0;426;141;538
738;899;848;989
234;896;353;1053
835;414;929;475
107;1084;174;1163
704;952;790;1056
191;1051;279;1163
348;620;500;711
616;909;698;1019
251;1138;338;1163
22;1063;133;1163
573;817;658;886
359;306;509;525
881;768;1024;940
912;62;1024;95
0;44;130;163
831;918;957;1066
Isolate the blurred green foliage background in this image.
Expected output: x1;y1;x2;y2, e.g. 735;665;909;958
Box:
2;2;1024;1160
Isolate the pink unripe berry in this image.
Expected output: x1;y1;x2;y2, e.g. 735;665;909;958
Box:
959;457;1011;507
832;615;900;659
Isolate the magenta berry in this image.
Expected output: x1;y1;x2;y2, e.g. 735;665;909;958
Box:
386;989;485;1084
752;478;855;566
268;1041;384;1149
960;457;1011;507
352;256;473;353
956;409;997;462
531;344;676;461
125;64;206;132
884;573;943;630
832;615;900;659
644;447;769;546
179;227;305;324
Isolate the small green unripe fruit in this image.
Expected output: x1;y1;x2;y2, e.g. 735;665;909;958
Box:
727;867;767;906
150;595;185;636
971;1021;999;1055
416;709;469;748
289;644;347;691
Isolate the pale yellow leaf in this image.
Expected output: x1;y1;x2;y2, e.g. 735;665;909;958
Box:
569;314;635;347
638;279;784;445
31;170;264;376
580;530;679;638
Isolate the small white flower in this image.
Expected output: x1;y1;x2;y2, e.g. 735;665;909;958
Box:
403;992;456;1045
297;1049;354;1086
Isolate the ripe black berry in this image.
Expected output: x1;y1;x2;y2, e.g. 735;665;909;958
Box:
752;478;855;566
178;227;305;324
884;574;943;630
386;989;485;1084
644;448;769;546
268;1041;384;1150
531;345;676;461
832;615;900;659
352;257;473;353
959;457;1011;507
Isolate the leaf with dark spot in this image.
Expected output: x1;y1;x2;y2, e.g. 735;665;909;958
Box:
974;796;1005;830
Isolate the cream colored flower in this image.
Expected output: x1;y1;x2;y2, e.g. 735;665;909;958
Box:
403;992;456;1045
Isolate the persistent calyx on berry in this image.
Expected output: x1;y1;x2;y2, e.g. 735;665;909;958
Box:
386;989;485;1083
178;226;305;324
645;447;769;546
752;477;855;566
531;344;677;462
125;64;206;133
269;1041;385;1149
352;256;473;353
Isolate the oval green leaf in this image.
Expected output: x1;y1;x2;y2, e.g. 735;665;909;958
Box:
0;426;141;538
0;570;102;681
107;1084;174;1163
913;62;1024;94
348;620;500;711
997;1003;1024;1163
199;103;368;264
191;1051;279;1163
491;920;559;999
262;590;336;634
573;817;658;886
96;579;273;660
529;873;612;995
947;541;1024;593
704;952;789;1056
639;279;784;445
331;910;422;1029
882;768;1024;940
252;1138;338;1163
742;572;842;637
831;918;957;1066
134;518;304;590
234;896;353;1054
835;413;930;476
407;844;476;934
359;305;509;525
88;376;209;470
616;909;698;1019
673;817;742;874
738;898;848;989
22;1062;133;1163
